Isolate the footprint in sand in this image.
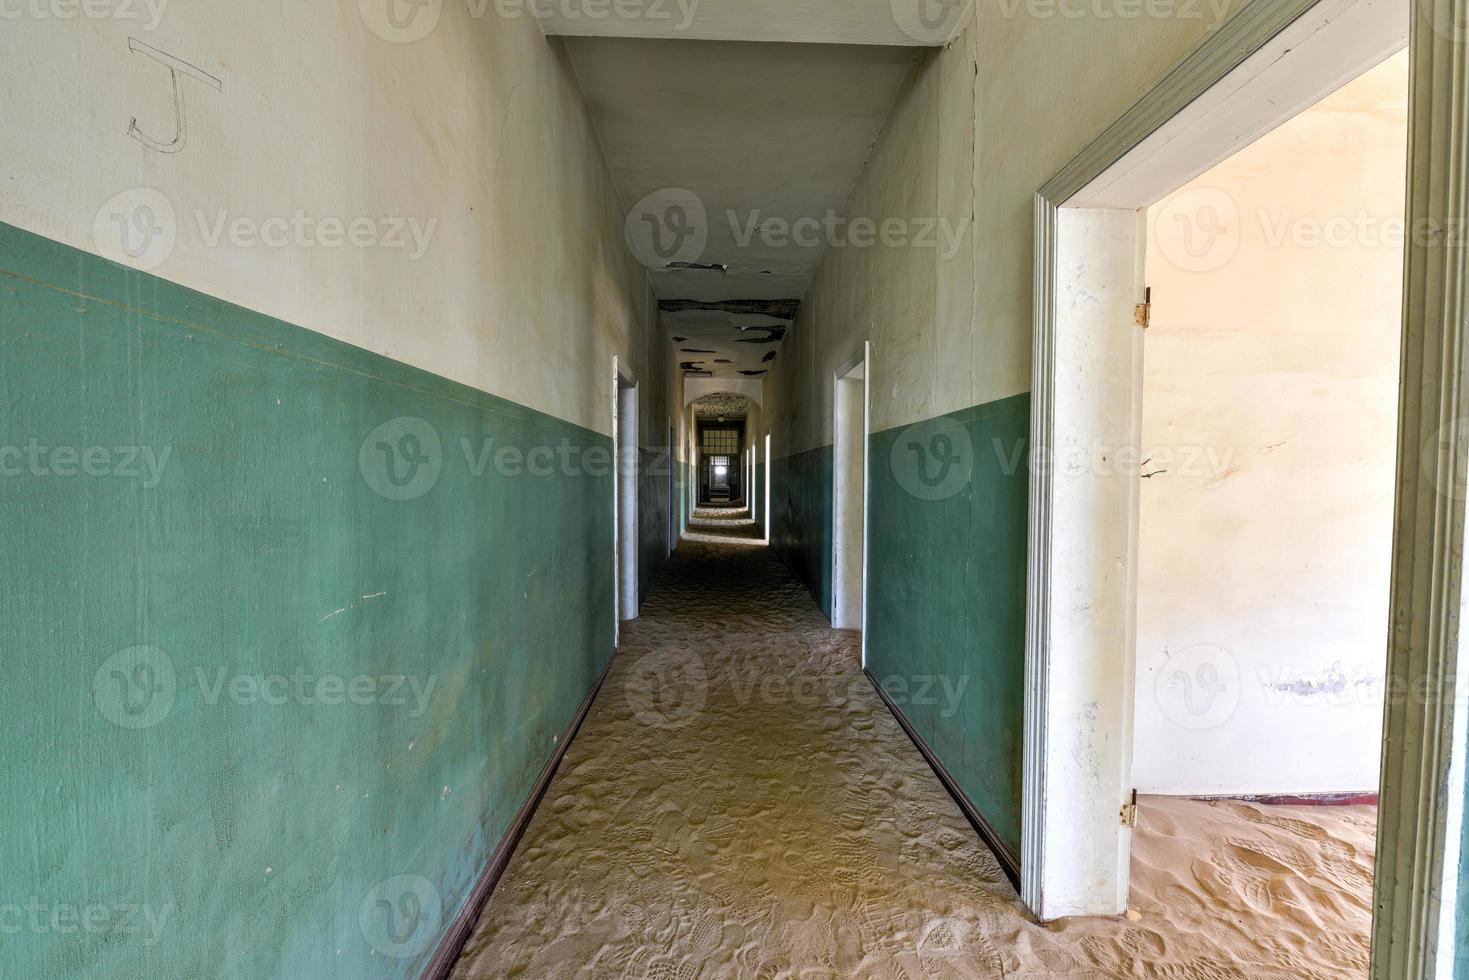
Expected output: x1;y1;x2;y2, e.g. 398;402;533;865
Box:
918;917;964;956
1033;945;1079;972
686;913;724;954
1227;802;1332;843
1224;836;1311;877
1118;927;1168;961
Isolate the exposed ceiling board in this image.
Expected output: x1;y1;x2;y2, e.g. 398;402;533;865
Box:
566;36;918;376
538;0;970;47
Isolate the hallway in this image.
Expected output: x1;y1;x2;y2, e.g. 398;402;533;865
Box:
449;512;1377;979
7;3;1463;976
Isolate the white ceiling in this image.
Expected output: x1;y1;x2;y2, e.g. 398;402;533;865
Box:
565;36;919;377
540;0;971;47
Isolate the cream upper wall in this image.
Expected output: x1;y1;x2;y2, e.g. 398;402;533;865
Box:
763;2;1246;454
1132;51;1407;796
0;2;667;438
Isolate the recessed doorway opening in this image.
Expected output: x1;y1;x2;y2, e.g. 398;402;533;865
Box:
690;393;758;515
764;433;772;545
1021;8;1456;976
614;359;639;633
832;345;871;655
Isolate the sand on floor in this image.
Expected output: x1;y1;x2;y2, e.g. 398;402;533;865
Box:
450;510;1376;979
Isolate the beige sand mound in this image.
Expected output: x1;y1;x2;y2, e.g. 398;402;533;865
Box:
451;513;1375;979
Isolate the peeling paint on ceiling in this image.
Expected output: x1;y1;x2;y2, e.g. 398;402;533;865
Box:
692;392;755;420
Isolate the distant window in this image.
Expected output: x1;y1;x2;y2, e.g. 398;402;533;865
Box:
702;428;739;454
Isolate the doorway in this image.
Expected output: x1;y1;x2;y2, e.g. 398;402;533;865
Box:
832;345;870;647
763;433;772;544
747;446;756;521
697;421;743;506
1020;4;1463;972
668;420;677;554
614;359;639;632
1132;53;1405;809
702;454;737;503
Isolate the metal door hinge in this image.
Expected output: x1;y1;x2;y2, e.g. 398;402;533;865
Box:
1121;789;1139;827
1135;288;1153;329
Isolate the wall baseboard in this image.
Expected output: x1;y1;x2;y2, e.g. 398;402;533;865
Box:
864;669;1022;891
1182;792;1380;808
420;650;618;980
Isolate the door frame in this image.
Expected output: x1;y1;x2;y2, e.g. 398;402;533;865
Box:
668;419;677;554
687;404;698;529
831;343;872;662
1024;0;1467;972
763;433;773;544
612;357;639;640
747;444;755;514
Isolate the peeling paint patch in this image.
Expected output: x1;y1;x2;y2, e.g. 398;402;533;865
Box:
1259;662;1381;704
659;298;801;320
735;326;788;345
693;393;753;420
666;261;728;273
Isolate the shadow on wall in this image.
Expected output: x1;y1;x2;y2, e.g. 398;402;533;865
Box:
770;446;834;617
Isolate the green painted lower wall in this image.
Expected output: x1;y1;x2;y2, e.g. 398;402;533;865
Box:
866;393;1030;857
0;222;640;979
770;446;833;617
